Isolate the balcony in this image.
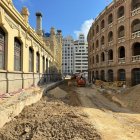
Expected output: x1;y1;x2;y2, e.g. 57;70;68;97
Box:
131;7;140;16
132;55;140;62
101;45;105;50
132;31;140;39
100;62;106;67
108;41;113;47
108;60;113;66
118;58;125;64
118;37;125;44
108;23;113;29
101;28;105;33
117;16;125;23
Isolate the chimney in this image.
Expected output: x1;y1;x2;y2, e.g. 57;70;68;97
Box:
36;12;43;36
50;27;55;36
21;7;29;23
57;30;62;35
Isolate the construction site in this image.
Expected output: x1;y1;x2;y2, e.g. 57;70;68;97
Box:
0;78;140;140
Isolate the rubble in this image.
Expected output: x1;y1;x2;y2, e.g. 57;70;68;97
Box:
0;97;101;140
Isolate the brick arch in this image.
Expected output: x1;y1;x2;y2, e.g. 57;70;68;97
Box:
131;19;140;33
118;25;125;38
131;0;140;11
117;6;125;18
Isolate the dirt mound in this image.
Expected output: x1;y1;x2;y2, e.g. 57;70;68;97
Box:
0;97;101;140
116;84;140;113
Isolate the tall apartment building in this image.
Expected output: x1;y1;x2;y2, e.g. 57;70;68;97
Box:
62;34;88;75
87;0;140;86
73;34;88;74
62;36;74;75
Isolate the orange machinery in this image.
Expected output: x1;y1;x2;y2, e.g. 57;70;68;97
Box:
76;76;86;87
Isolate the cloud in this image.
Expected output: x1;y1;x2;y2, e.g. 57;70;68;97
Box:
74;19;93;39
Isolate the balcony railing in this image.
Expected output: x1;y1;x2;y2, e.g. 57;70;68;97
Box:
108;60;113;66
132;31;140;39
118;58;125;64
101;45;105;50
117;16;125;23
108;23;113;29
132;55;140;62
108;41;113;47
101;28;105;32
131;7;140;16
118;36;125;43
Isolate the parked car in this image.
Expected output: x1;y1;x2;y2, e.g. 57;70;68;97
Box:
65;75;71;80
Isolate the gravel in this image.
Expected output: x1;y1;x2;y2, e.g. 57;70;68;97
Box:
0;96;101;140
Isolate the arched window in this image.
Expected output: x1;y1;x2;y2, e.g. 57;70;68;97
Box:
29;47;34;72
14;38;22;71
36;52;40;73
108;69;114;82
132;68;140;85
108;50;113;60
131;0;140;11
96;40;99;48
96;25;99;34
131;19;140;33
132;42;140;56
42;56;45;73
96;71;99;79
108;13;113;24
46;58;48;73
101;20;105;29
101;52;105;61
101;36;105;45
118;26;125;38
118;46;125;58
108;31;113;42
117;6;124;18
0;28;5;69
118;69;126;81
101;70;105;81
96;54;99;63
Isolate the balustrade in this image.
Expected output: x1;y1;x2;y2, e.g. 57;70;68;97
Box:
132;55;140;62
131;7;140;16
132;31;140;39
118;58;125;64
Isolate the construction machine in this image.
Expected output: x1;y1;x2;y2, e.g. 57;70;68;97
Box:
76;76;86;87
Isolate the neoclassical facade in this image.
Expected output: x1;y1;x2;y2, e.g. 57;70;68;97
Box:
0;0;62;94
87;0;140;86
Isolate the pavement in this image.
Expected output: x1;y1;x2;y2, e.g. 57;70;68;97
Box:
0;80;63;128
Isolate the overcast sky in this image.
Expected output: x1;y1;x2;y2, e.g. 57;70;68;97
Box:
13;0;112;39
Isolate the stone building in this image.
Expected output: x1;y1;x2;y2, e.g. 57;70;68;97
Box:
0;0;62;94
87;0;140;86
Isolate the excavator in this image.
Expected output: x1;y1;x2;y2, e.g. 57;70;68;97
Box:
76;74;86;87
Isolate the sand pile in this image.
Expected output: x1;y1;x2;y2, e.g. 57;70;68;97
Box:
0;96;101;140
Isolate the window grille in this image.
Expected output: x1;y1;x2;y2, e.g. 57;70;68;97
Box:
0;28;5;69
14;38;21;71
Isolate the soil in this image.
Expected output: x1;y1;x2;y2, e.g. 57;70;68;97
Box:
0;81;140;140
